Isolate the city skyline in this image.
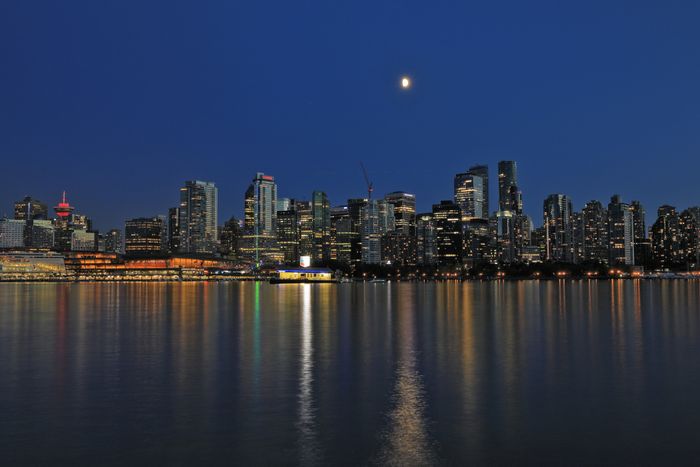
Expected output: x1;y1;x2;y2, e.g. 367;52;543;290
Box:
3;2;700;231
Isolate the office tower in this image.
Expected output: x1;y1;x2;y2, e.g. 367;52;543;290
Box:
543;194;573;262
125;217;167;257
416;213;437;265
679;208;700;268
581;200;608;263
607;195;634;265
462;218;491;268
14;196;48;221
347;198;367;268
531;226;547;260
432;200;462;265
514;215;534;259
24;220;54;249
277;205;299;263
650;205;681;269
242;173;278;264
630;201;646;240
296;200;313;258
330;206;353;264
179;180;218;254
219;217;242;260
454;173;484;220
468;165;489;216
312;191;331;263
167;207;180;253
360;200;394;264
105;229;123;254
0;219;26;248
384;191;417;265
494;210;516;262
384;191;416;235
498;161;517;212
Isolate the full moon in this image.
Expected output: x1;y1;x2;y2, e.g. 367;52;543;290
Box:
400;76;411;89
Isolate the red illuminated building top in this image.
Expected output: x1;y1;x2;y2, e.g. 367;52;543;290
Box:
54;191;75;219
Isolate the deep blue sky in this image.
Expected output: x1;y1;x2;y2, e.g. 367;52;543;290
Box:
2;1;699;231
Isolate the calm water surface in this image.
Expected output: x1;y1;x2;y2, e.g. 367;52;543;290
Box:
1;281;700;465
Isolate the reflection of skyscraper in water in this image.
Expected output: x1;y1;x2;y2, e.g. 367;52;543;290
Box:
376;289;436;466
297;284;321;465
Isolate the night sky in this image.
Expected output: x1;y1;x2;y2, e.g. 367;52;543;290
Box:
2;1;700;231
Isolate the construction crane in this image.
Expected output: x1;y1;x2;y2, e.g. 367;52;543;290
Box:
360;162;374;200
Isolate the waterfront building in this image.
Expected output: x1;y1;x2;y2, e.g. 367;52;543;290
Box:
178;180;218;254
384;191;417;265
607;195;634;265
242;173;278;264
125;217;167;257
14;196;48;221
432;200;462;265
679;208;700;269
312;191;331;263
543;194;573;262
296;200;313;258
462;218;491;268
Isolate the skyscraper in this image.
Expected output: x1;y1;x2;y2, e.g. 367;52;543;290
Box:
14;196;48;221
543;194;573;262
277;203;299;263
384;191;417;265
105;229;123;254
360;200;394;264
432;200;462;265
312;191;331;263
581;200;608;263
498;161;517;212
178;180;218;254
651;205;682;269
454;173;484;220
468;165;489;216
242;173;278;264
330;206;353;264
416;213;437;265
219;217;242;260
607;195;634;265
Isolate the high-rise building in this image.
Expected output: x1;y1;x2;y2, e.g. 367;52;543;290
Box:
607;195;634;265
347;198;367;268
70;230;97;252
14;196;48;221
296;200;313;258
277;205;300;263
105;229;123;254
384;191;417;265
432;200;462;265
330;206;353;264
167;207;180;253
543;194;573;262
454;173;484;220
25;220;54;249
360;200;394;264
498;161;517;212
125;217;166;257
679;208;700;269
581;200;608;263
651;205;682;269
462;218;491;268
242;173;278;264
219;217;242;260
312;191;331;263
179;181;218;254
468;165;489;216
416;213;437;265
